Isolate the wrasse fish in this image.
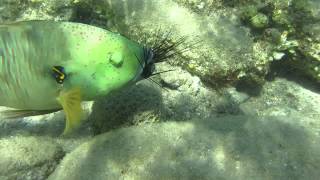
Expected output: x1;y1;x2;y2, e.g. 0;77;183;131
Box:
0;20;157;135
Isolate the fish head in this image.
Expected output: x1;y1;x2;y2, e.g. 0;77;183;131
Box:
63;31;150;100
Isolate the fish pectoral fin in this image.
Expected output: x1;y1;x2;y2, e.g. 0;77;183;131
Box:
1;109;61;119
57;87;84;135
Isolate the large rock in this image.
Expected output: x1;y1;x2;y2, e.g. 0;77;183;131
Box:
0;136;64;180
0;0;73;22
49;114;320;180
240;77;320;122
89;63;228;134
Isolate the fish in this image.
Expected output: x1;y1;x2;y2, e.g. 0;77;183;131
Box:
0;20;155;135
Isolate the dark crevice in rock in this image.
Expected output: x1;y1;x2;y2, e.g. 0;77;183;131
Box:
267;58;320;93
235;78;263;97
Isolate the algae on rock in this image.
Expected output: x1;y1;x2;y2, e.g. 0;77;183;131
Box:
238;0;320;82
0;136;64;180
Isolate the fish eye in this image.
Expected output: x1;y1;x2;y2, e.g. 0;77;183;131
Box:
52;66;67;84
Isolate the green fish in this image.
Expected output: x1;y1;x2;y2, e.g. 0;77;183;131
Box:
0;20;159;135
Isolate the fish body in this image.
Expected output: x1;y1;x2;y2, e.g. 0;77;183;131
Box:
0;21;148;134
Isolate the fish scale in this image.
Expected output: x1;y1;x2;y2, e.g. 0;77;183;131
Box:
0;22;64;109
0;30;21;105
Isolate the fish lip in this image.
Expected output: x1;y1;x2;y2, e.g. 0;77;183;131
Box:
132;48;155;82
142;48;156;78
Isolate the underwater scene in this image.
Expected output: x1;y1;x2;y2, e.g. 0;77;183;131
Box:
0;0;319;179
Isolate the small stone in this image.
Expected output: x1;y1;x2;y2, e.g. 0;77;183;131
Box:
273;52;285;60
250;13;269;29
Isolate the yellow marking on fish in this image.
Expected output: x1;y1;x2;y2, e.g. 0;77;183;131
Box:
52;66;66;84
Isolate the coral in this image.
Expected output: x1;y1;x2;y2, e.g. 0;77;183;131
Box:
237;0;320;82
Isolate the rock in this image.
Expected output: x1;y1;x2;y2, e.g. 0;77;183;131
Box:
0;136;64;180
250;13;269;29
0;0;25;22
172;0;224;14
240;77;320;122
89;63;223;134
50;76;320;180
0;0;73;22
49;114;320;180
0;101;94;137
234;0;320;83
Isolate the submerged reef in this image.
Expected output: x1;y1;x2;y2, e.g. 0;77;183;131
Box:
238;0;320;82
1;0;320;180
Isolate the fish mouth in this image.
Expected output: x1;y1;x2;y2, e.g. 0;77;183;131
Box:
133;30;197;82
135;47;155;81
143;46;154;65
